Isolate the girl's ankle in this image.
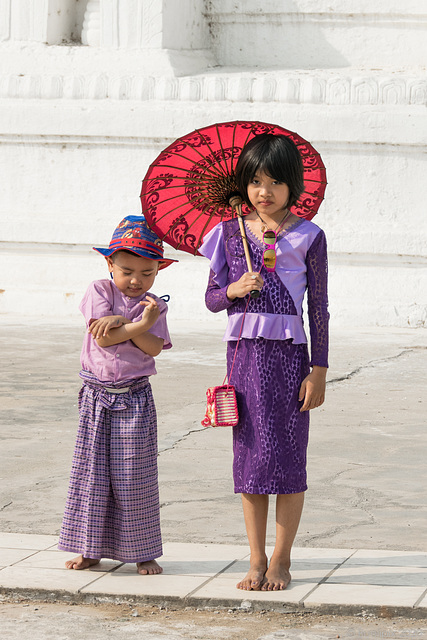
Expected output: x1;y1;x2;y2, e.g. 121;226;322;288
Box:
249;553;268;567
269;554;290;568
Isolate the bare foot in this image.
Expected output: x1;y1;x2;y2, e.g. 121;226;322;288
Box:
65;555;100;570
236;558;267;591
136;559;163;575
261;560;291;591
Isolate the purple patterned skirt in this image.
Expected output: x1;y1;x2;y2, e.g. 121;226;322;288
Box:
58;372;162;563
228;338;310;495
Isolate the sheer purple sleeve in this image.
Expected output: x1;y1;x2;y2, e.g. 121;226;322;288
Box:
306;230;329;368
205;268;235;313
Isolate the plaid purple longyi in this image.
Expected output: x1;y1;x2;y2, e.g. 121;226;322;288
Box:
58;372;162;563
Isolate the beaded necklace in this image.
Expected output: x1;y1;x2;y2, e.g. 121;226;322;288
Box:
256;209;292;234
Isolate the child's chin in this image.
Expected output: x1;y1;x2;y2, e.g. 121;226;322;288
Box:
126;288;144;297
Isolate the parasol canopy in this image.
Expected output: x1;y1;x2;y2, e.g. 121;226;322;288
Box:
141;120;327;256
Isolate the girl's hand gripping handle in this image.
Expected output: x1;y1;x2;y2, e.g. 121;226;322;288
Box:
227;272;264;301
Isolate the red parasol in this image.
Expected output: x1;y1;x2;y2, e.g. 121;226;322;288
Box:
140;120;327;257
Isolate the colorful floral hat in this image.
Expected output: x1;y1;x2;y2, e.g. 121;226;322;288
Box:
93;215;177;270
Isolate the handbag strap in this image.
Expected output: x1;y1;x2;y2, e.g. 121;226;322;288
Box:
223;296;250;388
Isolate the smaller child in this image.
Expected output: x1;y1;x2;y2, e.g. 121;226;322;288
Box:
58;215;177;575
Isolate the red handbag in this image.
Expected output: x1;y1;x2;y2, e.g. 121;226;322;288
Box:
201;298;249;428
201;383;239;428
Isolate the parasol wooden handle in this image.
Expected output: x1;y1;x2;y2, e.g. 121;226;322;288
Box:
229;195;260;300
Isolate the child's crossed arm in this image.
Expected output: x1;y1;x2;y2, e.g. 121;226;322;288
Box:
88;296;164;357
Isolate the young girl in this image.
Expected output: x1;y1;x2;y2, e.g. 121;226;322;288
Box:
199;134;329;592
58;215;177;575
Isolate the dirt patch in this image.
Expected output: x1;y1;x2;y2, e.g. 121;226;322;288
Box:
1;599;426;640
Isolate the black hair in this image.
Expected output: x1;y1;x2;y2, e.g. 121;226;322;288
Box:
110;250;163;270
235;133;304;209
110;249;140;262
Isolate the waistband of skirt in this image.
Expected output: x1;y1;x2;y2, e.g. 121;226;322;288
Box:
79;370;149;394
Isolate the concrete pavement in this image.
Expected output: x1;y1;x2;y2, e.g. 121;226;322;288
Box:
0;318;426;617
1;532;427;618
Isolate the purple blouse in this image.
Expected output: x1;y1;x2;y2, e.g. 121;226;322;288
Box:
79;279;172;383
199;217;329;368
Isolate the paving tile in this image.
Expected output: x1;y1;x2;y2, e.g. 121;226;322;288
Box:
344;549;427;568
289;547;356;564
13;550;121;572
0;532;58;550
162;541;249;562
80;571;208;598
416;591;427;609
190;574;318;604
111;557;226;578
1;536;425;612
325;565;427;587
150;542;249;577
0;565;107;593
0;548;40;566
304;583;426;608
290;560;340;572
157;559;232;577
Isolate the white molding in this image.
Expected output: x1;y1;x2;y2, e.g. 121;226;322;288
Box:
206;11;427;27
0;0;10;41
205;6;426;69
328;252;427;268
100;0;119;47
0;133;171;147
0;72;425;106
0;134;425;155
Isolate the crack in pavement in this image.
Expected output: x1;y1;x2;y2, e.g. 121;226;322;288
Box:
326;347;426;386
319;469;420;511
352;487;376;523
300;517;375;546
157;346;427;450
158;424;206;453
302;473;422;546
160;496;231;508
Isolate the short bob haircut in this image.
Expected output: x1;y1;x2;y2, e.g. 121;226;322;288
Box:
235;133;304;210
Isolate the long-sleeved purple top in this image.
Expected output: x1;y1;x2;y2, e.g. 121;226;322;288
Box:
199;217;329;368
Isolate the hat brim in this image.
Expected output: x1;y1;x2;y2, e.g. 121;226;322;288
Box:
93;246;178;270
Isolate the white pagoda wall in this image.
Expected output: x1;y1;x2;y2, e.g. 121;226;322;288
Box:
0;0;426;330
208;0;425;69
